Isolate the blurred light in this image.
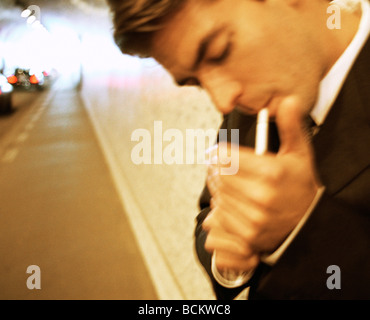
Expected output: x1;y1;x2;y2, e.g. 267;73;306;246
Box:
29;74;39;84
27;16;36;24
30;69;44;84
46;23;82;89
31;21;46;31
21;9;31;18
7;75;17;84
1;83;13;93
0;74;13;93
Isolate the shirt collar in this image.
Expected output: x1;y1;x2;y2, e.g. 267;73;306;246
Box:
311;0;370;126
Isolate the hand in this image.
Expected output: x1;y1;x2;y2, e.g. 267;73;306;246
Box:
203;97;322;272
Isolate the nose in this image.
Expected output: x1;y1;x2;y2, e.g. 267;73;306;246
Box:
200;73;243;115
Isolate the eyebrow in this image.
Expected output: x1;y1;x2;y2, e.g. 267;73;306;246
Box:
176;26;227;86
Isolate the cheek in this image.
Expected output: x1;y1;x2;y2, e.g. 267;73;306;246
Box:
228;33;284;84
226;37;321;113
232;34;317;94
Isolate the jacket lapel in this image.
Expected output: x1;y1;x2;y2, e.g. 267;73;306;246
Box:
313;38;370;196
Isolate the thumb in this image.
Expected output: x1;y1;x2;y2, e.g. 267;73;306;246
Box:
276;96;310;156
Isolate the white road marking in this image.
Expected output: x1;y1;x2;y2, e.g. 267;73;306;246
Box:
25;122;35;131
16;132;29;143
31;113;41;123
1;148;19;163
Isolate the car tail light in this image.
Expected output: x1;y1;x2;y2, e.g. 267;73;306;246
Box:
7;75;17;84
30;75;39;84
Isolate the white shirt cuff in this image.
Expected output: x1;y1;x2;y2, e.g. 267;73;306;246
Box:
211;251;254;288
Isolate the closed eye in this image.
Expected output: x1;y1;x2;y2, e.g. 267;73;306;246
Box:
176;42;232;87
175;29;233;87
208;41;232;64
177;77;201;87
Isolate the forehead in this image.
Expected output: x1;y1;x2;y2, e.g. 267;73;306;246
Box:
151;0;226;72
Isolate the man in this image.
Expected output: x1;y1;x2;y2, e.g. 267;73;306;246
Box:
106;0;370;299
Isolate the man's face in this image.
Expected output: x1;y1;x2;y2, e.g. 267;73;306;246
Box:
151;0;327;117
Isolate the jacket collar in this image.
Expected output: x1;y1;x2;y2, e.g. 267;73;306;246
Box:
313;38;370;195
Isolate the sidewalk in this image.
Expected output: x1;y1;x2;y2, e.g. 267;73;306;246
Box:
0;88;158;300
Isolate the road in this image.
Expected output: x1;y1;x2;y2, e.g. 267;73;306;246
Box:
0;87;158;299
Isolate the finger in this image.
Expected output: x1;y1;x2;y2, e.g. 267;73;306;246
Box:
216;143;277;177
202;208;223;231
203;202;259;244
204;228;255;258
275;95;310;156
212;190;269;229
209;168;279;209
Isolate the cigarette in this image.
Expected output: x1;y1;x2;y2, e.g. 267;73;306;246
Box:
255;108;269;155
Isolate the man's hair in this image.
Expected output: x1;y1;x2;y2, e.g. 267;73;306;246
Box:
106;0;184;57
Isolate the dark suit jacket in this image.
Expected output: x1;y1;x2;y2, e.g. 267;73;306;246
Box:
194;38;370;300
